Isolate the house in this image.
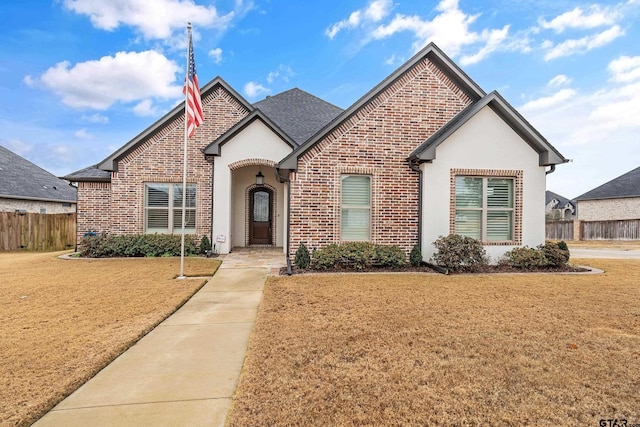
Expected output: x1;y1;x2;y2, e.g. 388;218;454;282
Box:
0;145;77;214
545;190;575;221
574;166;640;221
64;43;567;262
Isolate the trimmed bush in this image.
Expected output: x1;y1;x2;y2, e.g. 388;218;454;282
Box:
311;243;342;270
199;235;212;255
294;242;311;269
79;233;197;258
430;234;487;272
501;246;546;270
409;245;423;267
339;242;376;270
539;241;570;267
374;245;406;268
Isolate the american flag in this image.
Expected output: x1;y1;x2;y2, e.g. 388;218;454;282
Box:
184;35;204;138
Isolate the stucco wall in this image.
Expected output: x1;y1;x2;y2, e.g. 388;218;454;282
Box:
0;198;75;214
421;106;547;261
212;119;292;253
289;56;473;257
577;198;640;221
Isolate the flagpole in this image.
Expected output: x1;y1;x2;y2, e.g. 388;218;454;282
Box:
178;23;192;279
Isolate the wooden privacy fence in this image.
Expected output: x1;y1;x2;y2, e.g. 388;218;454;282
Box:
546;219;640;241
0;212;76;251
545;220;574;241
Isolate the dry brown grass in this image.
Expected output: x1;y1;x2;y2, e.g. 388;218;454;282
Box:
567;240;640;250
0;251;220;427
229;259;640;426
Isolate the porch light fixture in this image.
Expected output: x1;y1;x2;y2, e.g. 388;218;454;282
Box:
255;169;265;186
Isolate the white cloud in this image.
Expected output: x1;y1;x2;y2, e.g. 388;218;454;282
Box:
243;81;270;99
520;88;577;111
608;55;640;83
81;113;109;124
132;99;159;116
548;74;572;88
326;0;392;39
209;47;223;64
74;129;93;139
543;25;624;61
61;0;240;41
538;5;619;33
23;75;35;88
460;26;510;65
3;139;33;156
266;65;295;84
36;50;182;110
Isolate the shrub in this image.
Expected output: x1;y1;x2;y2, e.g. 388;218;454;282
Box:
374;245;406;268
430;234;487;272
79;233;197;258
199;235;212;255
294;242;311;269
339;242;376;270
502;246;546;270
539;241;570;267
311;243;342;270
409;245;423;267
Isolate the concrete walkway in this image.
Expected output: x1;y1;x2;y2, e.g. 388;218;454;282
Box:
34;248;286;427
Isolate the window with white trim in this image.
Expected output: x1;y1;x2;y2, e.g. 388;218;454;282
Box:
455;176;514;242
341;175;371;241
144;183;196;234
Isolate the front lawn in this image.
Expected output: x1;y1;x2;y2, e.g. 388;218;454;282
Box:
228;259;640;425
0;251;220;427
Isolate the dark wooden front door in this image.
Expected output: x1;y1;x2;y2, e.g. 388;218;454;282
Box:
249;188;272;245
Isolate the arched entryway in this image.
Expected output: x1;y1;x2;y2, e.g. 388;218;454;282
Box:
249;187;273;245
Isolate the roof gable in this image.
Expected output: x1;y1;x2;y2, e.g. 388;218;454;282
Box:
277;42;486;170
409;91;567;166
575;166;640;201
546;190;575;208
203;110;297;156
0;145;77;202
253;88;343;145
98;76;253;172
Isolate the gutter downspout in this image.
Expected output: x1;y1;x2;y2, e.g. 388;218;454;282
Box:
545;164;556;175
408;158;422;250
210;158;216;254
276;168;292;275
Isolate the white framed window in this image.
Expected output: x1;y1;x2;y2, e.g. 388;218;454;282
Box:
144;183;196;234
341;175;371;241
455;176;514;242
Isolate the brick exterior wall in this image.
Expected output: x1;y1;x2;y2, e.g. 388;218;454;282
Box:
77;86;250;242
289;57;473;255
577;198;640;221
76;181;111;241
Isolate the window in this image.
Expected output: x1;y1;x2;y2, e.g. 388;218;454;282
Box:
145;183;196;234
341;175;371;241
455;176;514;242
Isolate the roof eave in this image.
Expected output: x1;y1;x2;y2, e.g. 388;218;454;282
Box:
0;193;76;203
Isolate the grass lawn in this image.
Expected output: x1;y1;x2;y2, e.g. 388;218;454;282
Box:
228;258;640;426
0;251;220;427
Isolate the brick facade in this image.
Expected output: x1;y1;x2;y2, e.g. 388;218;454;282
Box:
289;57;473;255
77;86;250;242
577;198;640;221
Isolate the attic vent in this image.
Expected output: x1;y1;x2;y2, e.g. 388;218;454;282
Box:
53;186;58;190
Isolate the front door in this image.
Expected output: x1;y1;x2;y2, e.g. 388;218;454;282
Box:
249;188;272;245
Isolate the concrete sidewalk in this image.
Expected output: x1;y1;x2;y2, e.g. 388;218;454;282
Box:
33;260;275;427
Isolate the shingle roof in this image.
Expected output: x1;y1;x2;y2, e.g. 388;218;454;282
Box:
0;145;77;203
62;164;111;182
546;190;574;208
253;88;343;145
575;166;640;201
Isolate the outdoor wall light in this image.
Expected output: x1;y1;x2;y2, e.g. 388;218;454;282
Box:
256;170;265;186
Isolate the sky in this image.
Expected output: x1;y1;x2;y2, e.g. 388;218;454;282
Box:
1;0;639;199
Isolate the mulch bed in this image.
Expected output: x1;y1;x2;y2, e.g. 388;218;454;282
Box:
281;264;589;275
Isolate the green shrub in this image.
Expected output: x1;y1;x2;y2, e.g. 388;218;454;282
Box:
311;243;342;270
430;234;487;272
539;241;570;267
199;235;212;255
502;246;546;270
339;242;376;270
409;245;423;267
79;233;197;258
294;242;311;269
374;245;406;268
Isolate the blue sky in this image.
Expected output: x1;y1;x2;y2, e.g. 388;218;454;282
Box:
1;0;639;199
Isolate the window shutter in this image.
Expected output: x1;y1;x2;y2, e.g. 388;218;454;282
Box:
455;177;482;208
341;175;371;241
487;179;513;208
455;210;482;240
487;211;513;241
342;176;370;206
147;184;169;207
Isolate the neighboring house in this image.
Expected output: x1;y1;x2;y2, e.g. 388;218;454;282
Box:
545;190;575;221
574;166;640;221
0;145;77;214
64;43;567;261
